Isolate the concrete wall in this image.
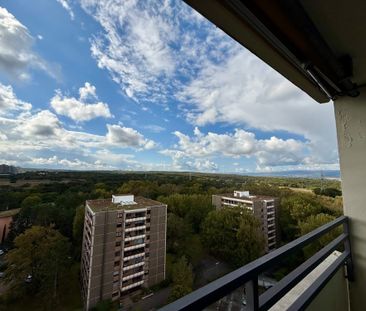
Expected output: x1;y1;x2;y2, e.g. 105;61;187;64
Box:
147;205;167;287
334;88;366;310
88;210;118;308
307;267;349;311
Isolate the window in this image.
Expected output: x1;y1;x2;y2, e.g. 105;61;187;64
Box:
117;223;122;228
112;292;119;297
114;261;120;267
113;271;119;276
116;241;121;247
116;231;122;237
118;212;123;218
115;251;121;257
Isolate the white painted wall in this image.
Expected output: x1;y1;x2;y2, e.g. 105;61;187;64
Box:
334;87;366;310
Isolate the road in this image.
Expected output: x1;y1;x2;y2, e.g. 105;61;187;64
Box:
204;286;247;311
194;257;231;288
203;275;277;311
127;287;171;311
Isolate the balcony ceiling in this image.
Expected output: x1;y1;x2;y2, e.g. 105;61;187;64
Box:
184;0;366;103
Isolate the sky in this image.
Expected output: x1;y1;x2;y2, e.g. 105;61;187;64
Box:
0;0;340;173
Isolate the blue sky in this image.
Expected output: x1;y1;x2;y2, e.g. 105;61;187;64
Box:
0;0;339;173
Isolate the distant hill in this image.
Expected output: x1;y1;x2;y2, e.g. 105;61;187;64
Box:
246;170;340;179
7;165;341;180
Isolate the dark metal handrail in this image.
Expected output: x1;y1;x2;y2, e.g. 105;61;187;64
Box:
159;216;352;311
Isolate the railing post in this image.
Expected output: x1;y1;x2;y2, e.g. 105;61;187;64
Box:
245;277;259;310
343;217;354;281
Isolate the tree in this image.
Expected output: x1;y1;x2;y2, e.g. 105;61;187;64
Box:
201;208;241;264
92;299;117;311
116;180;159;199
201;207;265;267
21;195;42;209
313;187;342;198
72;205;85;260
166;213;192;254
159;194;213;233
279;194;324;242
236;212;265;266
5;226;70;305
182;234;204;266
170;256;193;301
8;203;58;240
298;213;340;258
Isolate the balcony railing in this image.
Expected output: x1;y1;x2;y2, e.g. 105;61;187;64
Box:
159;216;352;311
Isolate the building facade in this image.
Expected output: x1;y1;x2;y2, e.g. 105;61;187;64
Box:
0;208;20;244
81;194;167;310
212;191;279;252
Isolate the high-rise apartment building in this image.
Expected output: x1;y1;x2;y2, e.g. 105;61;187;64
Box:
81;194;167;310
212;191;279;252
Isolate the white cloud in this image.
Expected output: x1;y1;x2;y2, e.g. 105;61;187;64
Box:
173;127;257;158
160;149;218;172
79;82;97;101
0;86;157;169
50;82;112;122
0;110;157;168
0;110;155;153
178;49;338;166
0;82;32;114
0;7;59;80
82;0;175;101
17;110;62;137
79;0;338;168
162;127;307;170
31;155;114;170
256;136;306;167
80;0;229;103
106;124;156;149
56;0;75;20
143;124;165;133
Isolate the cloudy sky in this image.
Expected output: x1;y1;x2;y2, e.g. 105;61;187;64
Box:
0;0;339;173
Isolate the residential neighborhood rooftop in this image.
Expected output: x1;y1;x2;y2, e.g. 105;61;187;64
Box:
86;196;165;212
218;193;277;201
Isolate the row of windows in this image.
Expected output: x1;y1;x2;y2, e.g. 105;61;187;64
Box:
118;210;151;219
122;275;144;286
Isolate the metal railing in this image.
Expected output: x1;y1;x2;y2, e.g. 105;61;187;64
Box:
160;216;353;311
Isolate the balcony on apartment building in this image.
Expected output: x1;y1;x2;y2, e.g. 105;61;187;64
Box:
159;0;366;310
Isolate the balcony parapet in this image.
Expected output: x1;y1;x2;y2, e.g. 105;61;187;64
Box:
159;216;353;311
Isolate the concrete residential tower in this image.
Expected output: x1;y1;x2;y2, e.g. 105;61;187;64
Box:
81;194;167;310
212;191;279;252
